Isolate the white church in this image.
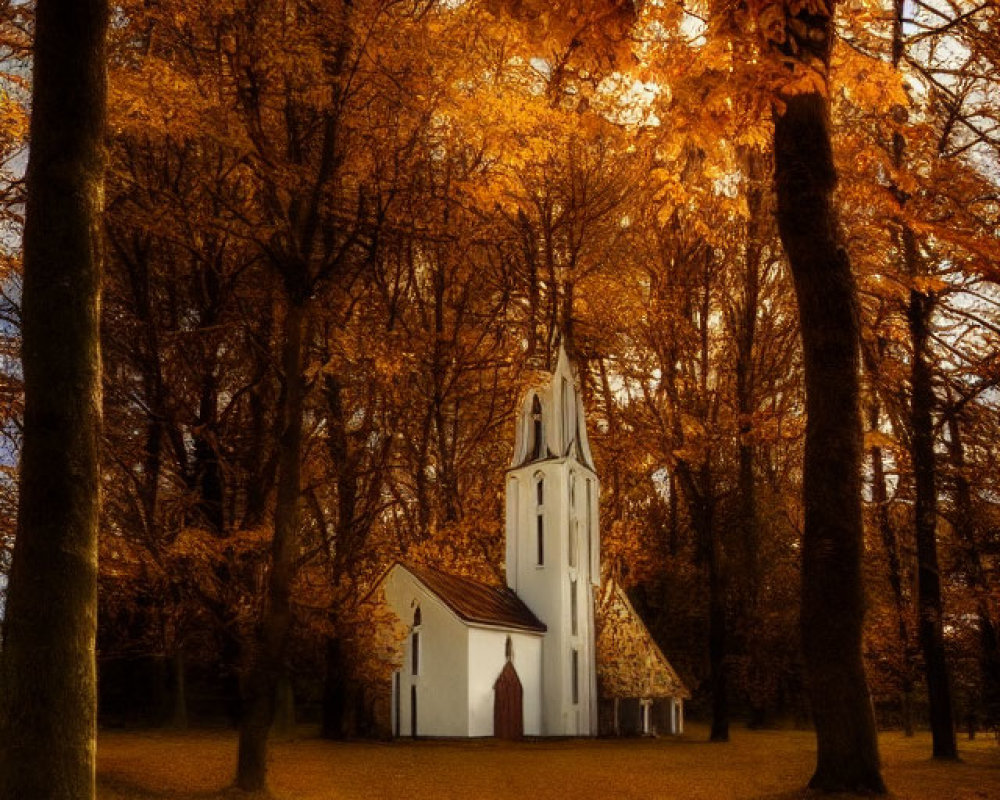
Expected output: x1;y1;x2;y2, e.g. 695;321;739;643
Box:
381;346;687;738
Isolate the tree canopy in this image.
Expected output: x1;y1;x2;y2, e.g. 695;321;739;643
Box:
0;0;998;796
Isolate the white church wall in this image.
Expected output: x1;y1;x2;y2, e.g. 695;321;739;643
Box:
467;627;543;736
507;455;600;736
383;566;470;737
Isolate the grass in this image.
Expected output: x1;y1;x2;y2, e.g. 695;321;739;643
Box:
96;723;1000;800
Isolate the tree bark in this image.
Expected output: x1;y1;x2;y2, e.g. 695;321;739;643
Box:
236;300;305;791
773;47;885;791
0;3;108;799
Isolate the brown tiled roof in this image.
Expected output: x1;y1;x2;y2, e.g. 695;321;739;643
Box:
399;562;546;633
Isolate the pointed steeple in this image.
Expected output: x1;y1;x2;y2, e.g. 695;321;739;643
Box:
511;342;595;470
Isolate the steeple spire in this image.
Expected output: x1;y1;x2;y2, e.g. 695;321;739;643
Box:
511;341;594;470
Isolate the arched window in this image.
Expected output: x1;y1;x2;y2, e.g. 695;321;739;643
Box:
531;395;544;459
505;635;513;662
411;607;422;676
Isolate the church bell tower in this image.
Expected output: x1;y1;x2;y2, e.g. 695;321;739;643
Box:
505;344;600;735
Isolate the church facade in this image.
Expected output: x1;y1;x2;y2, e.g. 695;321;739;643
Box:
382;346;685;737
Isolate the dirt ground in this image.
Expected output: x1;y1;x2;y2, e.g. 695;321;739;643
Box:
96;723;1000;800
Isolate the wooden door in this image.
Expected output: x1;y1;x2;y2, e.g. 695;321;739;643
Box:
493;660;524;739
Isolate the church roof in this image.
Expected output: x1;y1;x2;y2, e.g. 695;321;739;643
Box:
595;581;690;700
399;562;547;633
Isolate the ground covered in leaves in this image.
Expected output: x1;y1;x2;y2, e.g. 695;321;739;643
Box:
97;723;1000;799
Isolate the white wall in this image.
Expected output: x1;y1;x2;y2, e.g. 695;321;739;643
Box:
383;566;470;737
467;628;543;736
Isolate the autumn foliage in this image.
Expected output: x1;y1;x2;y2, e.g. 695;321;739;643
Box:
0;0;998;795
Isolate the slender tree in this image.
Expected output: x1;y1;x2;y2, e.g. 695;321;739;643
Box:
0;2;109;799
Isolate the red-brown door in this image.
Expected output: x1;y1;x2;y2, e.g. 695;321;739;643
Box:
493;660;524;739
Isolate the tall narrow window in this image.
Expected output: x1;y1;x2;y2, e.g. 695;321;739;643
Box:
411;607;422;676
562;377;572;448
535;474;545;566
570;579;578;635
393;671;401;737
586;480;592;534
586;480;593;572
569;474;577;567
531;395;544;459
571;649;579;705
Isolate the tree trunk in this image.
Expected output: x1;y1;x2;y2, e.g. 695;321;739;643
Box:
678;461;728;742
867;396;915;737
168;648;189;731
322;635;352;739
773;39;885;790
736;147;765;727
707;496;728;743
0;3;108;799
946;409;1000;732
236;300;306;791
885;0;956;757
908;282;957;759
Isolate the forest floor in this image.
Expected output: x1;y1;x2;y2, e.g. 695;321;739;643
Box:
96;722;1000;800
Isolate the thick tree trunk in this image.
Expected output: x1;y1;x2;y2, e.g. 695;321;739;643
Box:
236;300;305;791
0;3;108;799
774;81;885;791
